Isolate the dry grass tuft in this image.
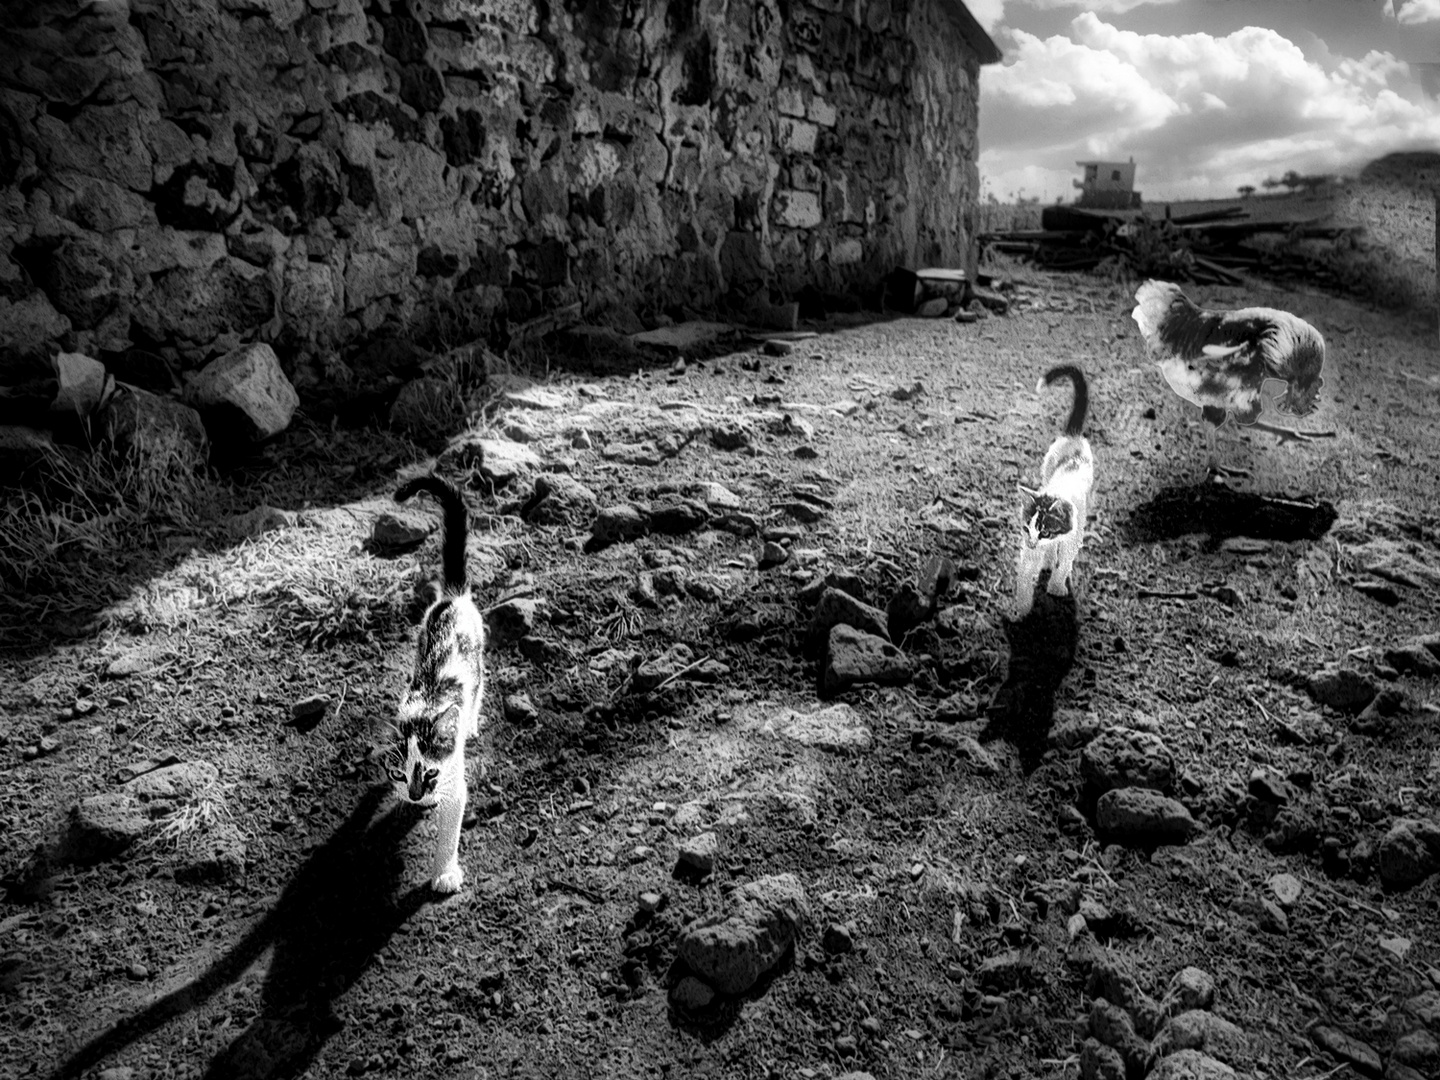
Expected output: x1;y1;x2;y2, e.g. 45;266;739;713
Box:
138;777;239;853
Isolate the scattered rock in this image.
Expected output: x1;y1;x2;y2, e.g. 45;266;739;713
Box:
1148;1049;1236;1080
885;583;933;640
822;923;854;954
101;385;209;472
1080;1038;1126;1080
810;587;891;648
524;474;599;529
678;832;718;872
289;694;331;732
1310;1024;1383;1076
1267;872;1303;909
370;511;434;552
1096;788;1197;847
649;495;709;535
485;598;545;648
1164;968;1216;1014
1306;666;1378;714
822;625;912;698
638;891;664;913
1379;818;1440;890
50;351;108;418
183;343;298;443
589;504;651;548
602;441;664;467
175;819;247;884
677;873;809;995
934;691;980;724
670;975;715;1010
977;950;1036;992
105;644;169;679
776;703;873;753
1050;709;1103;751
1081;727;1176;797
126;760;219;802
633;643;696;692
503;693;538;725
503;387;568;410
1386;643;1440;677
1154;1011;1248;1064
759;541;789;568
440;436;540;484
710;423;752;451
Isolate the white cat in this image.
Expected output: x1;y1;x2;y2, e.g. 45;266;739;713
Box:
375;475;486;893
1014;365;1095;619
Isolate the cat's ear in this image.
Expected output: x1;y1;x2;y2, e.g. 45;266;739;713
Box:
1017;484;1040;506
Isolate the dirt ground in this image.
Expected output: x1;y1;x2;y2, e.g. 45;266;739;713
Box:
4;269;1440;1080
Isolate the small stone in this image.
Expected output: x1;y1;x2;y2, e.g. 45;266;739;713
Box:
823;625;911;697
589;504;651;548
1378;818;1440;890
649;495;709;535
127;963;149;980
370;511;433;551
1096;788;1196;847
886;583;933;640
503;693;538;725
571;429;594;450
1257;898;1289;933
227;503;297;538
1306;666;1377;714
976;949;1034;992
1267;872;1302;909
1385;643;1440;677
1082;726;1176;797
677;873;810;995
1080;1037;1126;1080
1050;709;1104;750
822;923;854;954
834;1034;859;1057
671;975;715;1009
1148;1050;1236;1080
633;643;696;693
289;694;331;728
484;598;545;648
183;342;298;443
678;832;719;873
1310;1024;1383;1076
638;891;664;913
759;541;789;568
524;474;600;529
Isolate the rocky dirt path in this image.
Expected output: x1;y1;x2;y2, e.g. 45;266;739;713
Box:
5;274;1440;1080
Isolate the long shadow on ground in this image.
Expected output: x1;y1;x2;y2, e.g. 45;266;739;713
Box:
46;785;430;1080
1127;482;1338;545
985;587;1079;771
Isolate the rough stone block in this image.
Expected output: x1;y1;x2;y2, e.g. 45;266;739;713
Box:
773;190;823;229
778;117;818;154
183;343;299;443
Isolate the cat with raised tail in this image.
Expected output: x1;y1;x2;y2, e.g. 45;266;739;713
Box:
1013;365;1094;620
375;475;486;893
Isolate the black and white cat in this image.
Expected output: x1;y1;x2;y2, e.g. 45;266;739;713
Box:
1013;365;1094;619
375;475;486;893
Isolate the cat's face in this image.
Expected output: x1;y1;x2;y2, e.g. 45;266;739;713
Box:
378;705;460;806
1018;486;1073;547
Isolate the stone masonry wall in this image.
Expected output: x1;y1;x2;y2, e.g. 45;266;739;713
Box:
0;0;983;391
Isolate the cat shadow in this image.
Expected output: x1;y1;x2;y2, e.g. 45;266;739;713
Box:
1126;482;1338;545
46;785;432;1080
983;585;1080;773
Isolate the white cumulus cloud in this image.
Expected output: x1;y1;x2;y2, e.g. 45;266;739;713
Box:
1393;0;1440;25
978;14;1440;202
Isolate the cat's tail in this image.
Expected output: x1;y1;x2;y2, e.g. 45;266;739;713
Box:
1037;365;1089;437
395;475;469;592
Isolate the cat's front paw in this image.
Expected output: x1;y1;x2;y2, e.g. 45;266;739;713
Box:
1046;578;1071;597
430;863;464;894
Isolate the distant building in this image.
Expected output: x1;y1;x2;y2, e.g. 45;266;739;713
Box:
1074;158;1141;209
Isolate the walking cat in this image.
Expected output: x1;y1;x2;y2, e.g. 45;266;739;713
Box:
1013;365;1094;619
375;475;486;893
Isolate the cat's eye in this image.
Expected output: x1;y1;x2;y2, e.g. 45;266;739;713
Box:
425;767;440;783
388;768;406;783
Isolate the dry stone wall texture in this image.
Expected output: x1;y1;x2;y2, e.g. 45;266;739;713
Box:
0;0;983;386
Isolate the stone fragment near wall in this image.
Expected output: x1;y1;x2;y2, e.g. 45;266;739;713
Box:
182;343;299;444
101;385;209;474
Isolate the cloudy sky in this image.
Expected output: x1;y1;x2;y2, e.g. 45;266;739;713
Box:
972;0;1440;202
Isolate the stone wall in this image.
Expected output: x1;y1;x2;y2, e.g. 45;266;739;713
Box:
0;0;989;392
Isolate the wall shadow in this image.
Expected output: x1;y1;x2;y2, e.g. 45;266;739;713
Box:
45;785;430;1080
984;587;1079;772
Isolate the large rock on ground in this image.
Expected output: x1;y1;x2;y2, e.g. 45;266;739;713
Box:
1082;727;1175;797
50;352;108;418
52;792;151;864
524;474;599;529
101;385;208;472
1306;666;1377;714
1378;818;1440;890
822;625;912;697
589;503;651;548
677;873;809;995
183;343;298;443
810;586;891;647
1153;1010;1249;1064
1096;788;1196;847
1148;1050;1235;1080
